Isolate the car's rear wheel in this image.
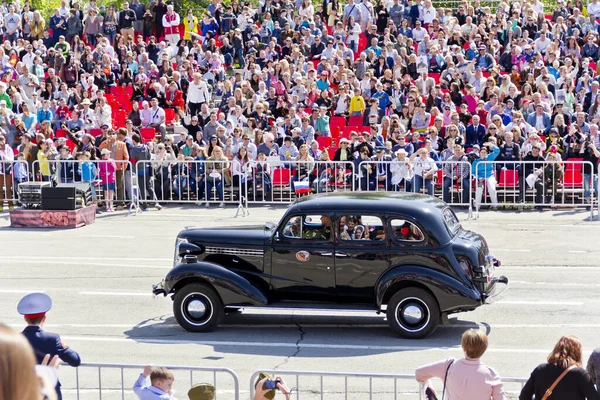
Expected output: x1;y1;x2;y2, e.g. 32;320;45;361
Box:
386;287;439;339
173;283;224;332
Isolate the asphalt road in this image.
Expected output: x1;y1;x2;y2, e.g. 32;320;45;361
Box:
1;205;599;399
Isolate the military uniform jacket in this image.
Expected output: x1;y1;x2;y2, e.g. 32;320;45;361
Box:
22;325;81;367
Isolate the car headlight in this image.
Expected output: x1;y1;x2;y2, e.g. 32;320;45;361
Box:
173;237;188;267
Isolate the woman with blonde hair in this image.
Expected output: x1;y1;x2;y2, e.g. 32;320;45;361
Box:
0;323;42;400
416;329;504;399
520;336;600;400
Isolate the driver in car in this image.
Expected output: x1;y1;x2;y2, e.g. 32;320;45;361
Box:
303;215;332;240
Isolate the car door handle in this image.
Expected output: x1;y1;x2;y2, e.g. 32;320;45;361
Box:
335;253;348;258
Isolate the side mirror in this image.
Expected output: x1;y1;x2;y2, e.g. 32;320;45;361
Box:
273;231;280;241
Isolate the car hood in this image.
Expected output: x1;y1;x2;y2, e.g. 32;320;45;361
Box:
178;225;271;246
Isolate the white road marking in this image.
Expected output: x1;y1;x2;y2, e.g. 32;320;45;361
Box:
58;335;585;355
497;300;583;306
501;266;600;270
0;260;168;269
9;322;600;329
569;250;587;253
0;288;584;307
494;249;531;252
0;256;172;262
512;280;600;288
0;289;47;294
87;235;135;239
78;291;152;296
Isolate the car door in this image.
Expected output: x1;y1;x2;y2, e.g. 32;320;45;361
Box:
334;214;390;303
270;214;337;302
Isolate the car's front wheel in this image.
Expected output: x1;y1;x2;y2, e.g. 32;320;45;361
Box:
386;287;439;339
173;283;224;332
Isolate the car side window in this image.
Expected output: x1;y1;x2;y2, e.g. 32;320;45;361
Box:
339;215;386;241
390;219;425;243
282;215;332;240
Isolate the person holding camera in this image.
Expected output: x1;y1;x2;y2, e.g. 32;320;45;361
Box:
254;375;292;400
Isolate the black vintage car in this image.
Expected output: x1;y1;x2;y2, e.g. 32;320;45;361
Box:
153;192;507;339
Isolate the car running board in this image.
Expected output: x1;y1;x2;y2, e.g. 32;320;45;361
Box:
227;302;381;312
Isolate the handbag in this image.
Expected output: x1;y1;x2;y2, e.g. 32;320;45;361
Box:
541;365;575;400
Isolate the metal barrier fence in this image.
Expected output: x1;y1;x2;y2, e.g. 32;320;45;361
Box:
2;157;598;220
62;362;239;400
31;159;135;211
356;159;473;210
133;159;355;208
249;370;528;400
244;160;356;205
472;160;596;219
135;159;243;208
0;159;29;207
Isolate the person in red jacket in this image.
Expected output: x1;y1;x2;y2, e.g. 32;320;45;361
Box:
163;81;184;120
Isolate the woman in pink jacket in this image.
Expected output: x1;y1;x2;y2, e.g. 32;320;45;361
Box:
415;330;505;400
98;148;117;212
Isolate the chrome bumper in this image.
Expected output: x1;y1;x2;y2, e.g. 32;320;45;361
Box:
152;280;167;296
483;276;509;304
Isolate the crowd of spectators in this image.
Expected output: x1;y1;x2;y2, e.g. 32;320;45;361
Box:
0;0;599;211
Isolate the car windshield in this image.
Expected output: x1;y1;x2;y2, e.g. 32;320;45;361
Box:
442;208;461;236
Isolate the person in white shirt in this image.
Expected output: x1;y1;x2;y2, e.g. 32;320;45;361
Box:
187;73;210;117
93;97;112;128
149;98;167;141
162;5;181;46
22;45;35;69
422;0;436;25
534;32;550;55
590;0;600;19
79;99;96;130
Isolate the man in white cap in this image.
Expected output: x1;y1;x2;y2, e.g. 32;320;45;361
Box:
18;292;81;400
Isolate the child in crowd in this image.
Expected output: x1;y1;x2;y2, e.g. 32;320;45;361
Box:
78;151;97;198
98;148;116;211
57;145;75;183
13;152;29;184
316;106;331;137
133;365;175;400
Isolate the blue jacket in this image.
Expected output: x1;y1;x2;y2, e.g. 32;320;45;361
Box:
465;124;487;147
472;145;500;179
526;112;551;134
22;325;81;400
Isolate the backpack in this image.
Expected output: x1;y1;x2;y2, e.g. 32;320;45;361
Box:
129;145;151;173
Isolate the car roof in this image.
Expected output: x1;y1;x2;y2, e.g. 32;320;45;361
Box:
291;192;447;217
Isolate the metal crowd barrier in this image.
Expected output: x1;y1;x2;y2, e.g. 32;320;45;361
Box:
249;370;528;400
4;157;597;221
244;159;356;205
356;159;473;209
0;159;29;207
472;160;596;219
135;159;243;208
31;159;135;211
61;362;239;400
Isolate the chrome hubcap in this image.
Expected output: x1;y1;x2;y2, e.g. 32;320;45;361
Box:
402;305;423;324
181;292;214;326
394;297;431;333
187;299;207;319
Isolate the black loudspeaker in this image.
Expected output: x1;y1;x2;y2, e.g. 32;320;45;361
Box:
41;183;92;210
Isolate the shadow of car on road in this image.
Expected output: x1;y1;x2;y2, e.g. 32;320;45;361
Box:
123;313;483;358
